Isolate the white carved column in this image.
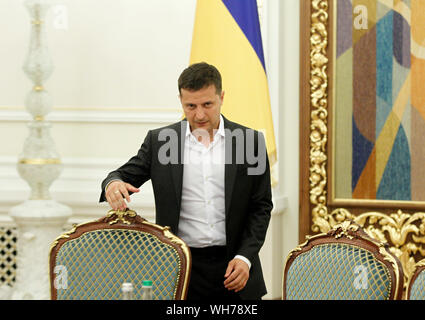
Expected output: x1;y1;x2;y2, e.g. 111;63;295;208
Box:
5;0;71;300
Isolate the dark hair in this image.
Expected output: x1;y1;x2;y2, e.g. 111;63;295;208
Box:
178;62;222;95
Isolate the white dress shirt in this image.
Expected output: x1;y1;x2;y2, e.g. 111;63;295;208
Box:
178;115;251;268
178;116;226;248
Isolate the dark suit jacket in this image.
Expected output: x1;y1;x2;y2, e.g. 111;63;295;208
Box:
99;115;273;299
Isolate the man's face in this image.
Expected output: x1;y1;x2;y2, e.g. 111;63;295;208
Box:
180;84;224;140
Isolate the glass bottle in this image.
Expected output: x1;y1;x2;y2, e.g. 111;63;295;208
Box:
121;282;134;300
141;280;153;300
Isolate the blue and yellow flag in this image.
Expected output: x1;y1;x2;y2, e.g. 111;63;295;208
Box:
190;0;277;180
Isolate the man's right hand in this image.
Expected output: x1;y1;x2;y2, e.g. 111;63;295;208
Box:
105;180;140;211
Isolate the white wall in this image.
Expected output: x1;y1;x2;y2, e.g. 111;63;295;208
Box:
0;0;300;300
258;0;300;300
0;0;195;221
279;0;300;281
0;0;196;109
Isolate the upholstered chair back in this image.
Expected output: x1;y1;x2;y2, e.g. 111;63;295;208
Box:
406;259;425;300
49;209;191;300
283;221;404;300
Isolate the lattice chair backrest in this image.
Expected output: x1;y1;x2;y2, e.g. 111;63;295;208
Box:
407;259;425;300
49;209;191;300
283;221;404;300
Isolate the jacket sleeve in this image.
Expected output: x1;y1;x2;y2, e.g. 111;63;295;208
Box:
99;130;153;202
236;132;273;262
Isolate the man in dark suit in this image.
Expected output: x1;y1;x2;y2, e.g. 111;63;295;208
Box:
99;62;273;300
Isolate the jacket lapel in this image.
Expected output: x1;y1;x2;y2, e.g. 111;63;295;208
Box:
170;120;186;213
224;117;238;218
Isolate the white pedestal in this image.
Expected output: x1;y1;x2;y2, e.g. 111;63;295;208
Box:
8;200;71;300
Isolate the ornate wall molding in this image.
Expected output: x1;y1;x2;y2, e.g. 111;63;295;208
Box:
0;156;156;223
0;155;287;223
0;108;182;124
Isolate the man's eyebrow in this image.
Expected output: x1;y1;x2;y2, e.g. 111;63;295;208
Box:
184;100;213;105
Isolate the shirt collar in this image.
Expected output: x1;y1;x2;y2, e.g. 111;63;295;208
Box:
185;114;225;138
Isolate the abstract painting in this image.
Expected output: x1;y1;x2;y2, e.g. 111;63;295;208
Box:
333;0;425;202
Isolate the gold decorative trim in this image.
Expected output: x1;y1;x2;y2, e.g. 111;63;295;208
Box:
34;115;44;121
163;226;191;299
286;221;361;264
19;158;61;165
330;220;358;239
378;246;402;299
309;0;330;234
106;209;137;225
49;220;94;253
405;258;425;299
33;85;44;91
285;233;322;264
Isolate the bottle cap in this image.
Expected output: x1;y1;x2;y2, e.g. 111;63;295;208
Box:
121;282;134;292
142;280;153;287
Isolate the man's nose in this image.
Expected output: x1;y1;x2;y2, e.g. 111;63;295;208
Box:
195;108;205;120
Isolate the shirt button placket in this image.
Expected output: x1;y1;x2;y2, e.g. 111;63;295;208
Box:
204;148;214;241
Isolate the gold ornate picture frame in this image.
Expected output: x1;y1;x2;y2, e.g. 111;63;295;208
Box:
299;0;425;288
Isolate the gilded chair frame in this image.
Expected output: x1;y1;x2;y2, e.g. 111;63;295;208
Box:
283;221;404;300
49;209;191;300
406;259;425;300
